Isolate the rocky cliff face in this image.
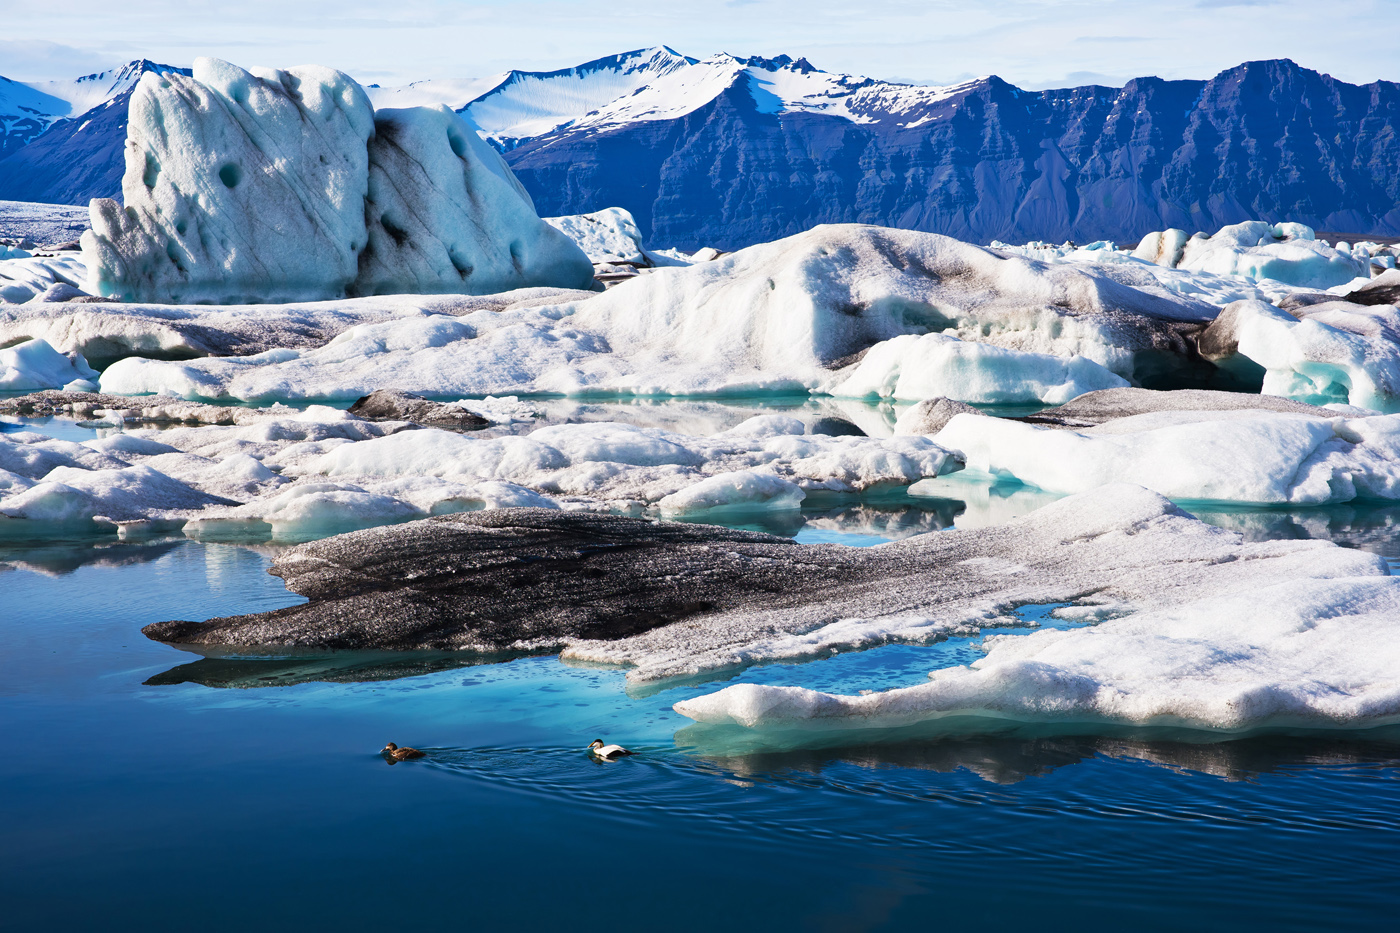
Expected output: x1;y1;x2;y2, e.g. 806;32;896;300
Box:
504;59;1400;250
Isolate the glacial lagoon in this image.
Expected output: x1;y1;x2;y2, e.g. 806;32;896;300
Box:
3;399;1399;930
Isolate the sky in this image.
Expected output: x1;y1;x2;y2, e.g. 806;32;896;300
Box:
2;0;1397;90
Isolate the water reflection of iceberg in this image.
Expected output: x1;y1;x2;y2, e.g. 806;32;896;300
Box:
681;728;1400;785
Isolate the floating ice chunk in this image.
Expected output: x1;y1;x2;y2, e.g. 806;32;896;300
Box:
0;254;88;304
827;332;1126;404
1134;221;1367;289
82;58;376;304
657;470;804;515
356;106;593;296
0;337;98;391
1199;299;1400;411
0;464;231;527
203;481;423;538
1131;228;1189;267
935;408;1400;505
674;576;1400;734
543;207;648;265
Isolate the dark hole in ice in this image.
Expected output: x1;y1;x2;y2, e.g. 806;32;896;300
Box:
142;154;159;188
380;215;411;248
447;131;468;159
809;417;866;437
218;163;242;189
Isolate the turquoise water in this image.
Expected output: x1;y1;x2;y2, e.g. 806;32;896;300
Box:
3;519;1400;930
5;407;1400;928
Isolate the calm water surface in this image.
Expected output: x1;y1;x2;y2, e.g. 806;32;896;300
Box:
3;405;1400;929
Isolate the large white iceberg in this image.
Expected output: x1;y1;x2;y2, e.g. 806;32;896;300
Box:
83;59;377;304
80;58;593;304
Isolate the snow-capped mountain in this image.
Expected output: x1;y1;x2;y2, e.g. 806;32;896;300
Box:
0;60;184;160
0;60;190;205
368;47;697;147
0;77;70;160
529;52;980;134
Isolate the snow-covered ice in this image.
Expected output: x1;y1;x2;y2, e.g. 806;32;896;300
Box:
95;224;1215;402
0;405;962;537
0;253;87;304
0;338;98;392
1200;299;1400;412
932;407;1400;505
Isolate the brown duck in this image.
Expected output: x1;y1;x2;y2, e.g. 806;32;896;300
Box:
381;742;426;762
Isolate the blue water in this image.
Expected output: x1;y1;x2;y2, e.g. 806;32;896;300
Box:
4;527;1400;930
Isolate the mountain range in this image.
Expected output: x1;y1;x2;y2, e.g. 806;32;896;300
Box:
1;49;1397;249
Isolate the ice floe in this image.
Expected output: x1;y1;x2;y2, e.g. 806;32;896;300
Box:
0;338;98;392
674;574;1400;734
0;405;962;536
0;288;594;365
0;253;87;304
1199;299;1400;411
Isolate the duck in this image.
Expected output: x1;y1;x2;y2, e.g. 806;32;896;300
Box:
381;742;426;761
587;739;634;760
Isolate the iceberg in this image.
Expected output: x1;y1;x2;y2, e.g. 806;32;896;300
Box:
83;59;377;304
80;58;593;304
1134;221;1369;290
1199;299;1400;412
0;337;98;391
933;408;1400;505
543;207;649;265
355;105;593;296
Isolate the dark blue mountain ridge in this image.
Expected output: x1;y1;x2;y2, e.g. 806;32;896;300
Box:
2;55;1396;251
500;57;1400;249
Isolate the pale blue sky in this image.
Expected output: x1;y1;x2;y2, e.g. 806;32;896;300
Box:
2;0;1395;89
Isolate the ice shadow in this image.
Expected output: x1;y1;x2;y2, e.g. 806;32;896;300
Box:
143;648;537;689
